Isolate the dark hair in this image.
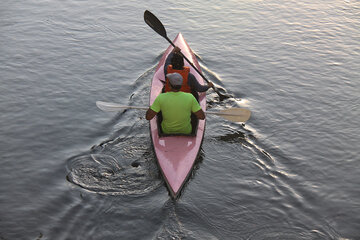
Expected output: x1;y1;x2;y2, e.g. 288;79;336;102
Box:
171;53;184;70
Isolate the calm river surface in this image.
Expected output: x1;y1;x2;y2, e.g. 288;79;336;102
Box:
1;0;359;239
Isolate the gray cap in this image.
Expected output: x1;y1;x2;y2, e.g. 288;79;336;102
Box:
166;73;183;86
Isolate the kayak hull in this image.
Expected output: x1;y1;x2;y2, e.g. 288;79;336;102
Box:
149;33;206;198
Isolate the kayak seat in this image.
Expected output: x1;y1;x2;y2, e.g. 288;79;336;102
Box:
156;112;198;137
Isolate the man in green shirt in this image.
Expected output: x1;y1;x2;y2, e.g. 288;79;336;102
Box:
146;73;205;134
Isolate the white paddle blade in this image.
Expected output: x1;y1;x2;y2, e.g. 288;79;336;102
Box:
212;108;251;122
96;101;127;112
96;101;148;112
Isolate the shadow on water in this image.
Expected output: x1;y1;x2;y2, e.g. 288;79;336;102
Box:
215;129;247;144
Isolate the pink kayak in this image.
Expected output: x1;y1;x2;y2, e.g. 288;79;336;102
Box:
149;33;206;198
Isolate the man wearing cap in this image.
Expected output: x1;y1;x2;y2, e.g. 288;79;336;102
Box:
146;73;205;135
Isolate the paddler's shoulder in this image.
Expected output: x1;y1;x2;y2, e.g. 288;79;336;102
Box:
160;91;193;98
172;91;194;97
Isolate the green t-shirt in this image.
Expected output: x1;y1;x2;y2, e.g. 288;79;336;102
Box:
150;92;202;134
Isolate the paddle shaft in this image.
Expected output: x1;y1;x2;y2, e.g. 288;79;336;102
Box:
144;10;228;100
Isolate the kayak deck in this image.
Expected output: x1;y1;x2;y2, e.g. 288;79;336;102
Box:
149;33;206;198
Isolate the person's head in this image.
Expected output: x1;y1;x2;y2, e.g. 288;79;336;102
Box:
171;53;184;70
166;73;183;91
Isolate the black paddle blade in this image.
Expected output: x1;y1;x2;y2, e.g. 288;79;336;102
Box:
144;10;167;38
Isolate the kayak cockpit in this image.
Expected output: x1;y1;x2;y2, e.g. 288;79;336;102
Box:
156;112;199;137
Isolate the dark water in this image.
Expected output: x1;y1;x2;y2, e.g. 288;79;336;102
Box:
1;0;359;239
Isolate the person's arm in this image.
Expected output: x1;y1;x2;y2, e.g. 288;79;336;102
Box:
194;109;205;120
146;95;161;120
188;73;214;92
146;108;157;120
191;94;205;120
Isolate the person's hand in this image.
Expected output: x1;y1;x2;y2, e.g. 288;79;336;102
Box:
207;82;214;88
173;46;181;53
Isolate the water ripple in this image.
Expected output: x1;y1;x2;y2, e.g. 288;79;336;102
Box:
66;137;162;196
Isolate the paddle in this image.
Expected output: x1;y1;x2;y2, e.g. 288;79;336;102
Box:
144;10;230;101
96;101;251;123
